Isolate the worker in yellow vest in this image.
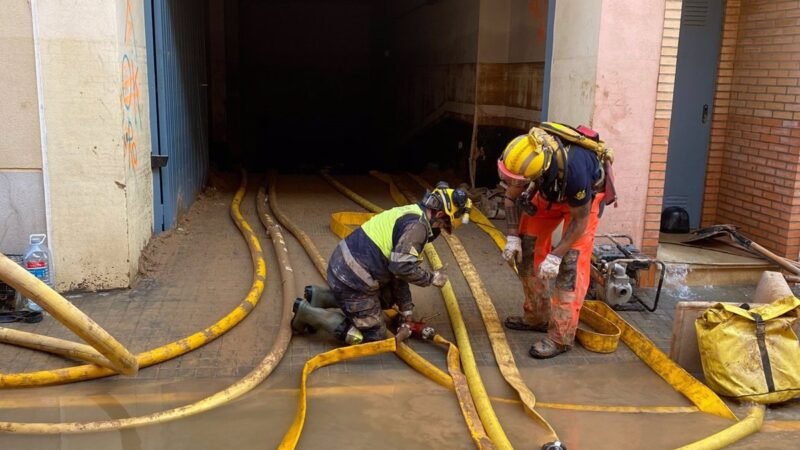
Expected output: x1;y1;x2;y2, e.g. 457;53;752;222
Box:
292;182;472;344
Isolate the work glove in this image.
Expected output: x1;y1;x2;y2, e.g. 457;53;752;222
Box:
502;235;522;263
538;253;562;281
400;309;414;323
431;268;449;287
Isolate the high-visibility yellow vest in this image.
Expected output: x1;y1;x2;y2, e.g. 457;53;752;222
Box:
361;204;426;259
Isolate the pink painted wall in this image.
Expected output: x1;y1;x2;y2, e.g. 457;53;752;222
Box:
592;0;666;247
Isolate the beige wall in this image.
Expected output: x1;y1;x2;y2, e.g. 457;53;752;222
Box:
0;1;42;170
0;1;47;256
547;0;602;125
117;0;153;285
547;0;667;249
34;0;152;290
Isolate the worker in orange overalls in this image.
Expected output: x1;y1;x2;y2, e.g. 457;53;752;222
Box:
497;124;614;358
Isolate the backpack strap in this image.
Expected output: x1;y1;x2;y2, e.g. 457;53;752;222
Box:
539;135;570;203
751;312;776;393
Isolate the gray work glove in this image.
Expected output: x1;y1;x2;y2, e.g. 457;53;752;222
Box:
502;235;522;263
431;268;449;287
538;253;562;281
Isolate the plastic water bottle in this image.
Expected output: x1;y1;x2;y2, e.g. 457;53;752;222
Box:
23;234;51;312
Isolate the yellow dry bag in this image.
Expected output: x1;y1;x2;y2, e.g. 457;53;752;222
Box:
695;296;800;404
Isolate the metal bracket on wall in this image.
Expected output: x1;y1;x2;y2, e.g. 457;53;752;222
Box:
151;155;169;169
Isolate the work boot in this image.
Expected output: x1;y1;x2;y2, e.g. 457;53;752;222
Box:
504;316;548;332
304;285;339;309
528;337;570;359
291;299;363;345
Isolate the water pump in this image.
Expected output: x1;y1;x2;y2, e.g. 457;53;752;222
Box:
589;234;665;312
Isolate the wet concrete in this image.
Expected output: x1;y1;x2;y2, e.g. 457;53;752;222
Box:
1;173;799;449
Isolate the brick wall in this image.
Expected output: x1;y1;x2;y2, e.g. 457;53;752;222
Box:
643;0;683;256
704;0;800;259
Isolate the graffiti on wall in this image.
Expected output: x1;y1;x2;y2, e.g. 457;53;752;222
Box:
121;0;143;169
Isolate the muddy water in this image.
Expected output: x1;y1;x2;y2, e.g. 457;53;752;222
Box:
0;364;795;449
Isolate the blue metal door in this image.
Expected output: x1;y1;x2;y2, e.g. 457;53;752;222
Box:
663;0;725;229
146;0;209;232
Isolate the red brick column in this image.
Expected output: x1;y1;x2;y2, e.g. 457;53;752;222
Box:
643;0;683;257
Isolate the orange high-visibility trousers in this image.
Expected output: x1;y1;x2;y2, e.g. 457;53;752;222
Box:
518;193;604;346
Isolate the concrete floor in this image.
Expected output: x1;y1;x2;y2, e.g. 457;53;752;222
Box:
0;173;798;449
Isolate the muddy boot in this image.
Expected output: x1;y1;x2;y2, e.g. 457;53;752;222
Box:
528;337;570;359
304;285;339;309
504;316;548;332
291;299;363;345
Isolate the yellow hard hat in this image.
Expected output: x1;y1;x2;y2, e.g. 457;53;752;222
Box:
424;183;472;232
497;127;556;182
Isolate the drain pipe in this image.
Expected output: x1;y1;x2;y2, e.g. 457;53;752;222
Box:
0;177;292;434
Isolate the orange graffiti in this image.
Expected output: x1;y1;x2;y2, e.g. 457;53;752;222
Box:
124;0;135;45
528;0;547;43
123;119;138;168
121;0;141;169
121;55;141;118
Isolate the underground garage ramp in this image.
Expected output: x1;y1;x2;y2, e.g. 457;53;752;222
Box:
147;0;547;231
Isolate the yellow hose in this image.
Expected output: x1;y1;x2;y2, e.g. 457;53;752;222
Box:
0;174;266;387
279;339;398;448
0;177;295;434
0;254;138;376
0;327;114;370
582;301;735;420
434;334;495;449
268;171;329;278
676;404;764;450
320;171;514;450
